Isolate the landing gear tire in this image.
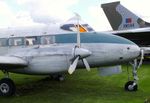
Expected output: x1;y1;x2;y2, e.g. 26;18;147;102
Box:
124;81;138;91
0;78;16;96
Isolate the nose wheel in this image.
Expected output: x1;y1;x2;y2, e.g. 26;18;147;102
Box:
125;59;141;91
124;81;137;91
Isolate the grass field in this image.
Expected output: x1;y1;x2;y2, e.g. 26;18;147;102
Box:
0;64;150;103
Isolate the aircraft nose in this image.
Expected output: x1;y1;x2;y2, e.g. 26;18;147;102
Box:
118;44;141;62
125;45;141;60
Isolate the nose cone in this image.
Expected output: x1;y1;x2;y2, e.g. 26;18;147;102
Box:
123;44;141;61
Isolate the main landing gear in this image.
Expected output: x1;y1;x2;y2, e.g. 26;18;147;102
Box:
0;71;16;96
0;72;65;96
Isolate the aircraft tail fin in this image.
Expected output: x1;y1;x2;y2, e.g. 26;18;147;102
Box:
101;1;150;30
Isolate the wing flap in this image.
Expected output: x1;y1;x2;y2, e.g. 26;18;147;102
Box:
0;56;28;69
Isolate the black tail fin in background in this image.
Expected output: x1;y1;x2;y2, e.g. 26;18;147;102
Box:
101;1;150;30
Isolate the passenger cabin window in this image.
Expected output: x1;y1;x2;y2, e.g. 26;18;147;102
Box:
25;36;40;46
9;37;24;46
0;38;8;46
40;36;55;45
0;35;56;47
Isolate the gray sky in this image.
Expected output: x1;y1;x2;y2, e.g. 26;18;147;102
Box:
0;0;150;31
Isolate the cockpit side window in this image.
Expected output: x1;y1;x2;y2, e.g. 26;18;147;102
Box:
0;38;8;46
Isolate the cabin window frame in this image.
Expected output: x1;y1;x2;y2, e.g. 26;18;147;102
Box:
8;37;24;46
40;35;55;45
0;34;57;47
25;36;41;46
0;38;8;47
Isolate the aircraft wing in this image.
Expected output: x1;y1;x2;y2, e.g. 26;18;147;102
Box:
110;27;150;33
107;29;150;47
0;56;28;69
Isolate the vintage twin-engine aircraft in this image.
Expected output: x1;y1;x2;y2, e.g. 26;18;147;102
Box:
0;17;143;96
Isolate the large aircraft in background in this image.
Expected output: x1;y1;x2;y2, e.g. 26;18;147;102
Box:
0;15;143;97
101;1;150;54
101;1;150;30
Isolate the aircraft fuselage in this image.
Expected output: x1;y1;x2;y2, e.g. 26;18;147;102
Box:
0;32;140;75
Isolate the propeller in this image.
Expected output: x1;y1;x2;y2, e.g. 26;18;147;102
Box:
68;14;92;74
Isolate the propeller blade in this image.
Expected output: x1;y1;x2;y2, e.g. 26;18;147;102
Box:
68;56;79;74
75;13;81;48
83;58;90;71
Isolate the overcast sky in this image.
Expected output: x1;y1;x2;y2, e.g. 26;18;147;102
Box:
0;0;150;31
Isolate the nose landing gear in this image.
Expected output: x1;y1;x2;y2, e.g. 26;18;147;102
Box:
125;49;144;91
124;58;142;91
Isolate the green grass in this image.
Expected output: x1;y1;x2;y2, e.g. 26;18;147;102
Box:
0;64;150;103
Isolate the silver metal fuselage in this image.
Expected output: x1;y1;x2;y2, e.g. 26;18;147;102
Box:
0;32;140;75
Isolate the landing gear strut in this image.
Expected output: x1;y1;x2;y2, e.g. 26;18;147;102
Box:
124;59;141;91
125;59;138;91
125;49;144;91
0;71;16;96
